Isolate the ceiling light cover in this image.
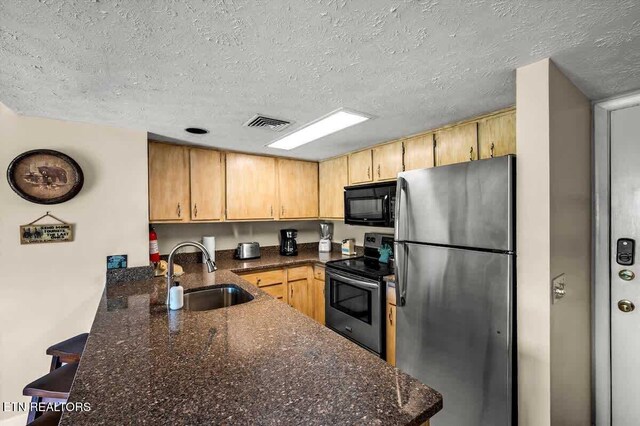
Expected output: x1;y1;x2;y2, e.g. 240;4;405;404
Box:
267;109;371;150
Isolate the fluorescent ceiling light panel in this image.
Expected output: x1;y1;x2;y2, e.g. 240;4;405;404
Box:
267;109;371;150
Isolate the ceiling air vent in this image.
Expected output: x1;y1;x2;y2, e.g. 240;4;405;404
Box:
244;114;292;132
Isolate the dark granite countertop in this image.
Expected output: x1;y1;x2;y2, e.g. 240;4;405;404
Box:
61;260;441;425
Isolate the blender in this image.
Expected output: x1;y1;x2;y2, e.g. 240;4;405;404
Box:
319;223;333;253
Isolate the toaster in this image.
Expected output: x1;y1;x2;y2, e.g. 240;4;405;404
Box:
234;242;261;260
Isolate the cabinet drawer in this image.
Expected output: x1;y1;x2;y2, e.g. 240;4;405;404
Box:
261;283;286;301
287;266;310;281
313;266;325;281
240;269;284;287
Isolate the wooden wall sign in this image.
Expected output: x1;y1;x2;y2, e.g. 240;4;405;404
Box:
20;212;74;244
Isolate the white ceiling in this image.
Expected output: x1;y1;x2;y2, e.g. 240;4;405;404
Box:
1;0;639;160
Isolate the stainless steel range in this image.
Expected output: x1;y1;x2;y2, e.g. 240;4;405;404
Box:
325;232;394;357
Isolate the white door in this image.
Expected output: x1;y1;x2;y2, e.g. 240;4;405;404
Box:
611;104;640;425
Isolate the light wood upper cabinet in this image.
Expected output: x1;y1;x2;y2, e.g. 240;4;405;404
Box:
373;140;404;181
278;159;318;219
435;122;479;166
226;153;276;220
404;133;435;171
148;142;190;221
478;111;516;159
349;150;373;184
189;148;224;221
319;156;348;218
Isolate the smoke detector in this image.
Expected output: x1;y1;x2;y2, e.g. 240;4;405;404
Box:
244;114;292;132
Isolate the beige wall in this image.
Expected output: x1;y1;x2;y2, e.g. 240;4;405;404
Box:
516;58;591;426
548;60;592;426
0;105;148;426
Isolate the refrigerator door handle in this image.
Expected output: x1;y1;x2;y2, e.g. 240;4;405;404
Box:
394;242;408;306
394;176;406;241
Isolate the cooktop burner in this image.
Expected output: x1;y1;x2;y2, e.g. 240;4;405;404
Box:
326;256;394;279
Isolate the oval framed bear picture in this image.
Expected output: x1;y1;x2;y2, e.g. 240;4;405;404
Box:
7;149;84;204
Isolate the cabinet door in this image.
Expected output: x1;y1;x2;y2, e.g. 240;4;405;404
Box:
373;140;404;181
148;142;189;221
435;122;478;166
189;148;224;221
403;133;434;171
313;278;326;325
319;156;348;218
289;279;311;316
278;159;318;219
226;153;276;220
348;150;373;184
478;111;516;159
386;301;396;366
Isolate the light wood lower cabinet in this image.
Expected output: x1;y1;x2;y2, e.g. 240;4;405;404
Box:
240;269;287;302
277;159;318;219
349;150;373;184
239;265;325;322
386;285;396;366
189;148;224;221
226;153;276;220
148;142;190;221
478;110;516;159
312;265;326;325
373;140;404;180
435;122;479;166
403;133;435;171
319;156;348;219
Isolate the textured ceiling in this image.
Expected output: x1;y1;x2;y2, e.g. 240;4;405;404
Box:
1;0;639;160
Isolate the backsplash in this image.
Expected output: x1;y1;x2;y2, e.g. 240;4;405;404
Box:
329;221;394;246
153;220;322;254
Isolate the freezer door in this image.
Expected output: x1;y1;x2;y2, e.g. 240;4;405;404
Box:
396;243;514;426
395;155;514;252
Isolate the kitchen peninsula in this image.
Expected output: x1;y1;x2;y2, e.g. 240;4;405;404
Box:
60;258;442;425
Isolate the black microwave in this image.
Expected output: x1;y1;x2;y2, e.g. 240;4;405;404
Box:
344;181;396;228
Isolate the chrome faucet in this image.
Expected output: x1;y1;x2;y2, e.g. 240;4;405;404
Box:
166;241;217;307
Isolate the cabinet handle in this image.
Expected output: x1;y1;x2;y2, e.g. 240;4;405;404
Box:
270;206;273;217
389;306;393;325
290;285;294;299
177;203;181;218
194;203;198;218
256;278;261;285
281;206;285;216
469;146;474;161
490;143;495;158
367;166;370;179
377;164;381;178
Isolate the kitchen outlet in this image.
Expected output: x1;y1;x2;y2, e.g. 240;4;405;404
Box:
552;273;566;304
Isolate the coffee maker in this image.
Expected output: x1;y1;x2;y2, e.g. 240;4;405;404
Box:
319;223;333;253
279;229;298;256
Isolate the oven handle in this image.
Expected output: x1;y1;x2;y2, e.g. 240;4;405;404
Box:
327;271;380;290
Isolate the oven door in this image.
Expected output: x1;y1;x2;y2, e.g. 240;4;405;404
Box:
325;269;382;355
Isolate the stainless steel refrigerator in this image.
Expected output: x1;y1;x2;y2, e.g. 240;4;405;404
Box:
394;155;515;426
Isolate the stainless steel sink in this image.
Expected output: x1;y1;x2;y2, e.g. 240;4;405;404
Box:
183;284;254;311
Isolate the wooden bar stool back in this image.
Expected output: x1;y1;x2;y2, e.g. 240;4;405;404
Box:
22;362;78;423
46;333;88;371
